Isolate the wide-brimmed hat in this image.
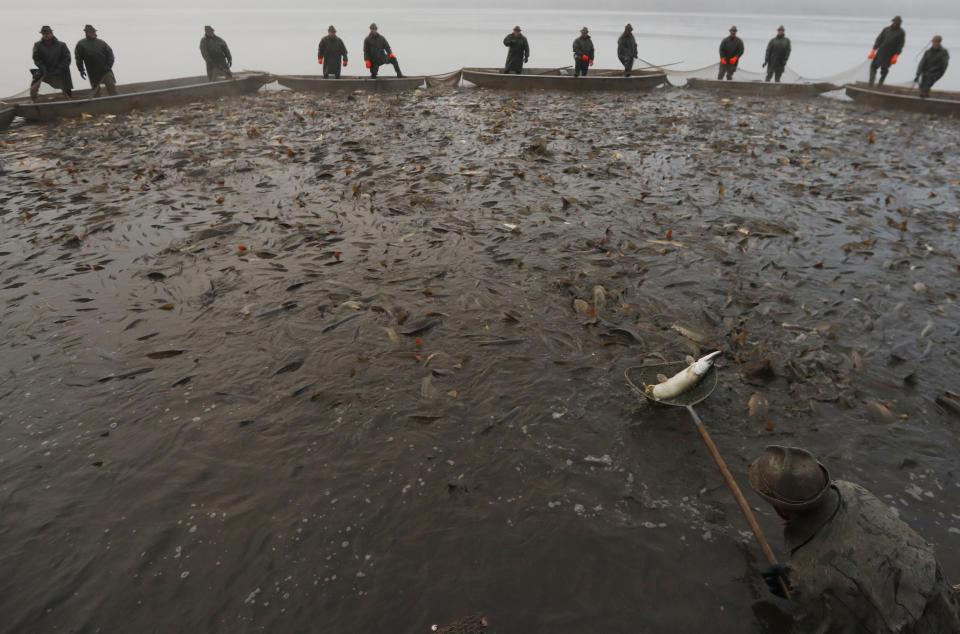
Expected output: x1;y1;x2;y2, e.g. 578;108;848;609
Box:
513;25;521;31
625;24;633;31
932;35;942;43
729;25;738;32
83;24;97;32
748;446;831;512
777;25;785;31
328;25;336;32
369;23;378;30
580;27;589;34
204;25;214;31
892;15;902;22
40;25;53;34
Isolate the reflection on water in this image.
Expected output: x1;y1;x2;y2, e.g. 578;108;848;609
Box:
3;7;960;96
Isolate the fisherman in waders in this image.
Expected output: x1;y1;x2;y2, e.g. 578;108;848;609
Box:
749;446;960;633
572;27;594;77
363;23;404;79
317;25;348;79
30;26;73;101
718;25;743;80
763;25;791;83
617;24;638;77
503;25;529;75
75;25;116;97
915;36;949;98
868;15;905;86
200;25;232;81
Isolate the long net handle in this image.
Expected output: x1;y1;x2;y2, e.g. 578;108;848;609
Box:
687;406;792;600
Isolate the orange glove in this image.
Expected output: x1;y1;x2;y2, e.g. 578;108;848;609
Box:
343;60;348;67
868;49;876;59
389;52;396;59
720;58;727;64
581;54;588;61
318;57;323;64
730;56;738;64
365;60;371;68
589;60;594;66
890;54;898;65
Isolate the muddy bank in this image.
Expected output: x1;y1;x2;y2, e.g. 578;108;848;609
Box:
1;86;959;633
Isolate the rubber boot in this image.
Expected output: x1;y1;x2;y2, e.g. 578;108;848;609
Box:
868;68;876;86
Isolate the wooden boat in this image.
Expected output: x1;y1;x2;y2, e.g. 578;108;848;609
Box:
0;106;15;131
845;81;960;116
461;67;666;91
5;73;273;123
685;77;839;96
276;75;424;93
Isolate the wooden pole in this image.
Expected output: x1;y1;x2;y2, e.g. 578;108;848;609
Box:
686;405;792;600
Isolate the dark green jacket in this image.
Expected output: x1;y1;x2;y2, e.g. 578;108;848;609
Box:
318;35;347;75
75;37;115;84
764;35;791;70
873;25;905;64
617;31;637;63
719;35;744;61
200;34;231;70
503;33;529;69
363;33;392;65
916;47;949;80
572;35;594;61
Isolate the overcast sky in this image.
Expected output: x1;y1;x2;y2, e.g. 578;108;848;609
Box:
29;0;960;17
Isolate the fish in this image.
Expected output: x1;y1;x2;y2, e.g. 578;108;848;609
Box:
645;351;721;401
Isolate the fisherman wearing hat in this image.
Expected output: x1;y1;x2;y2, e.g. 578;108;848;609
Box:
868;16;905;86
30;26;73;101
317;25;348;80
502;25;529;75
763;25;791;83
572;27;594;77
75;25;116;96
200;25;232;81
915;35;949;98
749;446;960;632
617;24;638;77
718;25;744;80
363;23;404;79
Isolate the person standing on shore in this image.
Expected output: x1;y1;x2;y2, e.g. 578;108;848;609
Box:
763;25;791;83
30;26;73;101
868;16;905;87
318;25;348;79
572;27;594;77
200;25;232;81
363;23;404;79
915;36;949;98
717;26;744;80
749;446;960;633
75;25;116;97
503;26;529;75
617;24;638;77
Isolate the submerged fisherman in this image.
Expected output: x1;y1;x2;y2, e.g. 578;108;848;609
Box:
75;25;116;97
749;446;960;633
363;23;404;79
868;16;905;86
572;27;594;77
200;25;232;81
30;26;73;101
915;36;949;98
317;25;348;79
718;26;744;80
502;25;529;75
763;25;791;83
617;24;638;77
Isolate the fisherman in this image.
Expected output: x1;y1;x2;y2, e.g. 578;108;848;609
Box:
572;27;594;77
617;24;638;77
75;25;116;97
915;36;949;98
317;25;348;80
503;25;529;75
749;446;960;633
363;23;404;79
763;25;791;83
200;25;232;81
868;16;905;87
30;26;73;101
718;26;744;80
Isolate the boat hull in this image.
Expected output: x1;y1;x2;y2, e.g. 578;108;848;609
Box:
276;75;424;93
9;74;272;123
0;106;15;131
686;77;839;96
845;82;960;116
462;68;666;91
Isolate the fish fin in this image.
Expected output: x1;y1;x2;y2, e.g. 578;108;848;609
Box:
684;355;695;364
656;373;669;383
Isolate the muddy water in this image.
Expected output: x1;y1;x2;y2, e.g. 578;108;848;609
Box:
1;87;959;633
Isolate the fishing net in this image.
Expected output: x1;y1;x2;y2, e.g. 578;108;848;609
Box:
651;59;871;88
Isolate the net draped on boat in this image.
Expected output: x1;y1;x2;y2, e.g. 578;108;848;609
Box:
656;58;872;87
